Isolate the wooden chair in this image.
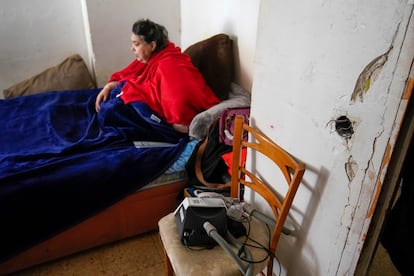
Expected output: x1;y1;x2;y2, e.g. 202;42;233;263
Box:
158;116;306;276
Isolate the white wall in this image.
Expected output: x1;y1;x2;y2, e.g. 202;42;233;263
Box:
0;0;180;98
250;0;413;275
181;0;260;92
86;0;180;87
0;0;90;98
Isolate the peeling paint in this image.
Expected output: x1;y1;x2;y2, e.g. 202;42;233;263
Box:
367;125;398;218
350;24;400;103
368;170;376;181
367;181;383;219
345;155;358;181
350;47;392;103
403;78;414;100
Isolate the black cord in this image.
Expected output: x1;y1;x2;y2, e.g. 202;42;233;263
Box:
234;217;282;276
237;217;272;264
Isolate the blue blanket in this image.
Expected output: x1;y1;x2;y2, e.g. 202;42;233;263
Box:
0;84;187;262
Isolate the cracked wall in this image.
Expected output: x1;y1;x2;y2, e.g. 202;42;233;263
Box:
253;0;413;275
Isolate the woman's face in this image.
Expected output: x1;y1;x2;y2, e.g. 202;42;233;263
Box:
130;33;156;63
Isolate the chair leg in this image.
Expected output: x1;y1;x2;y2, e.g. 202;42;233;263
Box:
163;247;174;276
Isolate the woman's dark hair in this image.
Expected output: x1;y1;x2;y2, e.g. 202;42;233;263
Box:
132;19;168;53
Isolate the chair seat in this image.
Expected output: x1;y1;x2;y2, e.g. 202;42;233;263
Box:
158;212;271;276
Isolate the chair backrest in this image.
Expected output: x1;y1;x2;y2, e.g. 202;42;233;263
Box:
230;115;306;275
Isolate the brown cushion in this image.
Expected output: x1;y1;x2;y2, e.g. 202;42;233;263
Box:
184;34;233;101
3;54;97;98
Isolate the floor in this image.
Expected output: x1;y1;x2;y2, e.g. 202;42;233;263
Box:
367;244;400;276
9;231;400;276
11;231;165;276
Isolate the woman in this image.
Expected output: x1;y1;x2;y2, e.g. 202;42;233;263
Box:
95;19;220;134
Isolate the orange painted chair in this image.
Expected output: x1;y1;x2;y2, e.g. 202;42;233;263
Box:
158;116;306;275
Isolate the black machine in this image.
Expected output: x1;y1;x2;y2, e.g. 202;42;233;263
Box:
174;197;228;246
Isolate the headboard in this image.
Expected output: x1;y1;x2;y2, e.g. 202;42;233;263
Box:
185;34;251;140
184;33;234;101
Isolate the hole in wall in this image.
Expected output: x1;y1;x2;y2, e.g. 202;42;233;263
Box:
335;115;354;139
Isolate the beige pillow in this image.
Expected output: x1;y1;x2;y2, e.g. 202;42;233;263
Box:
3;54;97;98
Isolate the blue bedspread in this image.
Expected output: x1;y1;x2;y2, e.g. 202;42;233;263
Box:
0;84;187;262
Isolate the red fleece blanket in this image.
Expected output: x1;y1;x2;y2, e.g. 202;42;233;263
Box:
109;41;220;125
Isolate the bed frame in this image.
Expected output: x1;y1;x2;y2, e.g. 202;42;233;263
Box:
0;179;186;275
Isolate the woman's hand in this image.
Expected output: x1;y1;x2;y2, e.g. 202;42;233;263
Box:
172;124;189;133
95;81;117;112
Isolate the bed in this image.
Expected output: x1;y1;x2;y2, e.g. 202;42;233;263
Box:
0;33;250;275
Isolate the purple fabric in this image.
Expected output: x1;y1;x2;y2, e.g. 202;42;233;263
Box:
0;85;187;261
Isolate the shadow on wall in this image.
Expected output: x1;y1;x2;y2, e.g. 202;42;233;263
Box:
276;165;329;275
245;116;330;275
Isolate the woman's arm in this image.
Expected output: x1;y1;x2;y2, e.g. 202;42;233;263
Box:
96;60;145;112
95;81;117;112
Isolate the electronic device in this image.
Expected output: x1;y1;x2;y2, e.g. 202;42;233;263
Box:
174;197;228;246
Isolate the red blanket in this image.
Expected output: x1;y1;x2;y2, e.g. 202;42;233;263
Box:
109;41;220;125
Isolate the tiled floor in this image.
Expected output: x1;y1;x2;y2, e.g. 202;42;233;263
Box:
12;231;165;276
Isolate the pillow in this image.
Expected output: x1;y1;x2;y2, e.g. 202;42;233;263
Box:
3;54;97;98
184;34;234;101
189;82;251;140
